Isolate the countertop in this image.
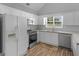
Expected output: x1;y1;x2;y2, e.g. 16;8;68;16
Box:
32;30;79;34
39;30;72;34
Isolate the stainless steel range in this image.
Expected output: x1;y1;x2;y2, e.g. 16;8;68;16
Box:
27;30;37;48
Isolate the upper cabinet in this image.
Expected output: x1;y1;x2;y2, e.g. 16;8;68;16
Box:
38;16;43;25
63;12;74;25
27;15;38;25
27;18;35;25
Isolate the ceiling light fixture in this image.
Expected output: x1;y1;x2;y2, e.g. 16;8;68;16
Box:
26;3;30;6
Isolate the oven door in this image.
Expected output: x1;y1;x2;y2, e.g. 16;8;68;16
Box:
29;33;37;44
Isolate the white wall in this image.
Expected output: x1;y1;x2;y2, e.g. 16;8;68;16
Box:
37;3;79;15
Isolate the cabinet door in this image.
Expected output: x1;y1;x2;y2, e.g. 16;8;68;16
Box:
38;32;58;46
45;32;58;46
38;32;45;42
74;12;79;25
37;31;41;42
4;14;18;56
38;16;43;25
18;16;28;56
34;15;38;25
63;13;74;25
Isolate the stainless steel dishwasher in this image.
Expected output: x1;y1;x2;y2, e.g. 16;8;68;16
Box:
58;33;71;49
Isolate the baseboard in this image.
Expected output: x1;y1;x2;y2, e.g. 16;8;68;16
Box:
39;41;58;47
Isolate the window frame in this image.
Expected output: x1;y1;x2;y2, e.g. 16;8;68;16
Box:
43;16;63;28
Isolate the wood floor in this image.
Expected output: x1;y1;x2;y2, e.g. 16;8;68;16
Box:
27;42;73;56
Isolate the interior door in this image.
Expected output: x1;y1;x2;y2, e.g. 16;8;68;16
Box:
17;16;28;56
4;14;18;56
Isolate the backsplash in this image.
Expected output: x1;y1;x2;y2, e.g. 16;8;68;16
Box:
54;25;79;32
28;25;79;32
27;25;38;30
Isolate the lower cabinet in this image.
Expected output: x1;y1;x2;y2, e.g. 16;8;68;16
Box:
72;34;79;56
38;31;58;46
38;31;71;48
4;14;18;56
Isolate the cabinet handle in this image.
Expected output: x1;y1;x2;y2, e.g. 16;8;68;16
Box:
8;33;16;37
77;43;79;45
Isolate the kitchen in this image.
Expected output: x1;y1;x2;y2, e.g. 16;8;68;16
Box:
0;3;79;56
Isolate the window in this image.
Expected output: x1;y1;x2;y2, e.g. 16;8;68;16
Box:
54;16;63;28
43;16;63;28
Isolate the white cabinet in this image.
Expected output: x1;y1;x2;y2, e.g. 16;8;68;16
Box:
38;31;58;46
17;16;28;56
34;15;38;25
38;16;43;25
4;14;18;56
72;34;79;56
45;32;58;46
38;31;72;48
27;15;38;25
37;31;46;43
63;12;74;25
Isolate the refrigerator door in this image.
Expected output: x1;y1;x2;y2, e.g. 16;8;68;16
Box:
4;14;18;56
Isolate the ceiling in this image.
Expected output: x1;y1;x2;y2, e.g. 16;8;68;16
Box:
2;3;79;15
20;3;45;11
2;3;45;14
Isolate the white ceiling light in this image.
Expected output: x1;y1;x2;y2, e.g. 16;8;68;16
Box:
20;3;45;11
26;3;30;6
